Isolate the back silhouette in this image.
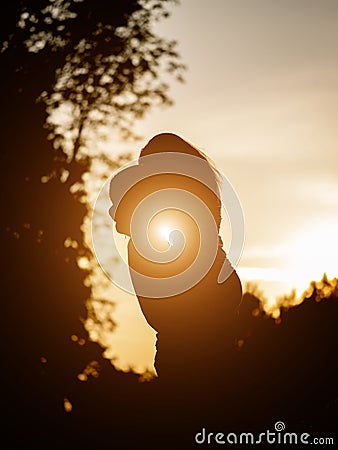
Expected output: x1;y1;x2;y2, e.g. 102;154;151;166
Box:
109;133;242;383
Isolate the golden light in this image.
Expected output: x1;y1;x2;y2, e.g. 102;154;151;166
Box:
146;209;184;254
286;220;338;294
141;205;201;267
159;225;173;245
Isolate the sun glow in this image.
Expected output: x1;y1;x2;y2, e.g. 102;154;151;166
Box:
238;219;338;308
159;225;173;245
147;210;185;252
287;221;338;292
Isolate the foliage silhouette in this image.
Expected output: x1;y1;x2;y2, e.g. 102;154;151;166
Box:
0;1;184;447
234;274;338;430
1;0;184;153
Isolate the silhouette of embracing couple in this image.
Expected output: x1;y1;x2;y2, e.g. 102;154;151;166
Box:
109;133;242;383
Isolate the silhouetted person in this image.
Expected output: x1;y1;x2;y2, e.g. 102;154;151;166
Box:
109;133;242;385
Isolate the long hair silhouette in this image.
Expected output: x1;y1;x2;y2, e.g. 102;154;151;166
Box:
109;133;242;380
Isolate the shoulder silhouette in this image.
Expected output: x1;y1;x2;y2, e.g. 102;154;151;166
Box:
109;133;243;382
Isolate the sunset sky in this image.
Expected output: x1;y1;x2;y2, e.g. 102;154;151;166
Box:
87;0;338;373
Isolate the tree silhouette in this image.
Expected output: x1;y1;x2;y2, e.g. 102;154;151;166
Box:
0;1;184;447
234;274;338;432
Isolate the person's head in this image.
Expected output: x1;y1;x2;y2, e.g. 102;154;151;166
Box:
140;133;205;158
109;133;221;235
139;133;221;184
